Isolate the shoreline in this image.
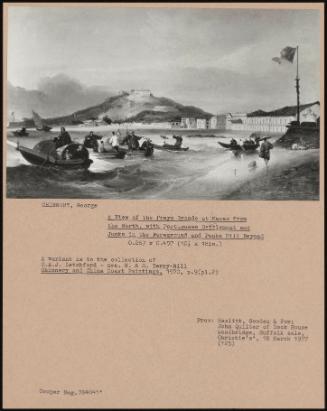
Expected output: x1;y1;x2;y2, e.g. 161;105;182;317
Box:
7;125;283;138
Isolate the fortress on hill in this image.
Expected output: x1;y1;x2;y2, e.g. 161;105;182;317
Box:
129;89;153;97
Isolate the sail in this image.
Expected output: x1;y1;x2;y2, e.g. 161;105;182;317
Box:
32;110;44;129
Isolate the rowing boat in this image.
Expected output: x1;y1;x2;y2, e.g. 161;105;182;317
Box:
13;129;29;137
218;141;242;150
17;140;93;169
218;140;260;152
153;143;189;152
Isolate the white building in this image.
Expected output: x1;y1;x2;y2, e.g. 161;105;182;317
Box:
224;113;247;131
170;120;181;128
196;118;207;129
181;117;197;128
130;89;152;97
208;102;320;133
209;114;230;129
244;101;320;133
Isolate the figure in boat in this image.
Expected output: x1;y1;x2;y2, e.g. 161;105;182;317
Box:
81;130;126;159
109;131;120;151
230;138;238;147
122;131;141;150
13;127;29;137
83;131;103;151
121;131;154;157
169;135;183;148
53;127;72;148
153;135;189;151
218;135;261;152
16;125;92;169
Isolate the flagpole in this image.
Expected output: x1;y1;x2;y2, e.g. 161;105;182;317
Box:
295;45;300;123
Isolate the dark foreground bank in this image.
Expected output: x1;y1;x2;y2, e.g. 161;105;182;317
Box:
225;152;319;200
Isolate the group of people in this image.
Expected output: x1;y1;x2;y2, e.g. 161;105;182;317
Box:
53;127;153;156
83;129;152;153
121;131;151;151
53;127;273;167
230;136;257;147
229;135;273;167
53;127;88;160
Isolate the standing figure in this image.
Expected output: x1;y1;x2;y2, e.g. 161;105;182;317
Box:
109;131;119;151
259;137;273;168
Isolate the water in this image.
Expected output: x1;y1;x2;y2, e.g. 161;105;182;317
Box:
6;129;319;200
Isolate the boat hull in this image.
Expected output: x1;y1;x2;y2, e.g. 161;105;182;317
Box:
218;141;259;152
13;131;29;137
218;141;242;150
91;149;127;160
153;144;189;152
18;145;93;169
125;148;154;158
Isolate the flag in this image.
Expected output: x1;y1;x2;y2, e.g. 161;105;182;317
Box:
272;46;297;64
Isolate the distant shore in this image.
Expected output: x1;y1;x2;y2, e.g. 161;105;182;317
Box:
7;125;283;140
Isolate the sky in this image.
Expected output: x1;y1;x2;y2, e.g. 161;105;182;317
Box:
7;5;321;113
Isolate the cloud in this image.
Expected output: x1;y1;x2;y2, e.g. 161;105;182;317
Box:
8;74;114;119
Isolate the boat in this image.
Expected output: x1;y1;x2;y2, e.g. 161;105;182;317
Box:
125;145;154;158
218;137;261;152
218;141;242;150
155;135;188;151
17;140;93;169
242;140;260;151
84;137;128;159
84;137;127;159
89;144;153;159
153;143;189;152
32;111;52;132
12;128;29;137
91;147;127;160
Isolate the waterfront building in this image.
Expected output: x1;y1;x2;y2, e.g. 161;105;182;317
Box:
209;116;217;129
225;113;247;131
209;102;320;133
244;101;320;133
170;120;181;128
181;117;197;128
129;89;152;97
209;114;228;129
196;118;207;129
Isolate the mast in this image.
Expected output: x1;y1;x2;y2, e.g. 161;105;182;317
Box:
295;46;300;123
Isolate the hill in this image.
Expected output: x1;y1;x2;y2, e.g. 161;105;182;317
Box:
21;91;213;126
